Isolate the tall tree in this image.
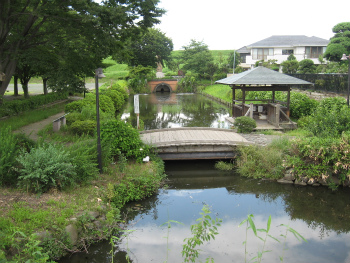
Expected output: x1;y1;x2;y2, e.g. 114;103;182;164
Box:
0;0;165;99
115;28;173;68
181;40;214;79
324;22;350;61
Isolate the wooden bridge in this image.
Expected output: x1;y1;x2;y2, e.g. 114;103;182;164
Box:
140;127;253;160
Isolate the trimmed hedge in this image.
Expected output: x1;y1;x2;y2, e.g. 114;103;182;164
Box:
0;92;68;118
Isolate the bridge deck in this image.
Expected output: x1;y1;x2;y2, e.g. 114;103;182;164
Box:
140;128;252;160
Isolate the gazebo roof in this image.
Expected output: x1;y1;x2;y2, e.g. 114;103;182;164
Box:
215;66;313;86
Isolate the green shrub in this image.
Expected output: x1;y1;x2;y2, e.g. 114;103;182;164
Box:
67;139;99;183
70;120;96;136
286;134;350;185
101;89;125;112
0;92;68;117
65;99;93;113
236;143;285;179
65;112;84;125
0;127;19;185
289;92;318;119
16;144;76;193
234;116;256;133
110;83;129;101
86;94;115;113
303;99;350;138
101;119;150;162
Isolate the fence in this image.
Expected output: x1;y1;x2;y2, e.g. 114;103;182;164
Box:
288;74;348;94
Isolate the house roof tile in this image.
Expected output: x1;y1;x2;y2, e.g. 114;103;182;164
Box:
246;35;329;48
215;66;313;86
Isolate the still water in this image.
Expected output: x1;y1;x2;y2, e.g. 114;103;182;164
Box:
61;93;350;263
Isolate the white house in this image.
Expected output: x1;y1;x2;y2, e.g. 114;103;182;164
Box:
237;35;329;69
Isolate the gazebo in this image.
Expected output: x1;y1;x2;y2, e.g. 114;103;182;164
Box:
215;66;313;129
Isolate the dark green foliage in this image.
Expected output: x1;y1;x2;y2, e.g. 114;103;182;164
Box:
0;127;19;185
67;139;99;183
289;92;319;119
65;112;84;125
64;99;93;113
0;92;68;117
111;158;165;208
234;116;256;133
287;133;350;185
298;59;316;73
86;94;115;113
70;120;96;136
16;144;76;193
100;119;150;162
110;84;129;101
302;97;350;138
281;60;299;74
324;22;350;61
101;89;125;112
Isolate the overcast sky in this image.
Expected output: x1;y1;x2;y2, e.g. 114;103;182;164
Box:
154;0;350;50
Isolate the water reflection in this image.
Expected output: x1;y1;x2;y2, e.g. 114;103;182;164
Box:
60;161;350;263
121;93;231;130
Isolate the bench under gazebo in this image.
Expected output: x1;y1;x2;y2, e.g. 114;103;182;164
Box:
215;66;313;129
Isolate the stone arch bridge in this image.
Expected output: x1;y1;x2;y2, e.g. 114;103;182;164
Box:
148;79;179;92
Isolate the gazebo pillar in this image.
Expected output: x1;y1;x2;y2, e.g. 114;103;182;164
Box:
287;87;291;117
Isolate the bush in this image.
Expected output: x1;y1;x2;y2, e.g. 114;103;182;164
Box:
302;98;350;138
16;144;76;193
0;92;68;117
86;94;115;113
67;139;99;183
101;119;150;162
0;127;19;185
65;112;84;125
110;83;129;101
65;99;93;113
289;92;318;119
70;120;96;136
101;89;125;112
234;116;256;133
286;134;350;186
236;141;287;179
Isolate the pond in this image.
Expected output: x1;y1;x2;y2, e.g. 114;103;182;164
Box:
60;93;350;263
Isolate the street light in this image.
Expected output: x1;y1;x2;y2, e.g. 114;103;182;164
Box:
95;68;105;173
341;53;350;106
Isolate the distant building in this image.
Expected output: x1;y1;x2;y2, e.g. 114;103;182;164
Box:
237;35;329;70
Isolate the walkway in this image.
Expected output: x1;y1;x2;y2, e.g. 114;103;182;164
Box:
140;127;253;160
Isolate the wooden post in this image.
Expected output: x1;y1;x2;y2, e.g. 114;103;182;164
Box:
250;103;253;119
242;87;246;116
275;103;280;128
232;86;235;117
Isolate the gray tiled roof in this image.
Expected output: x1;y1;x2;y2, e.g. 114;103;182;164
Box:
236;46;250;53
246;35;329;48
215;66;313;85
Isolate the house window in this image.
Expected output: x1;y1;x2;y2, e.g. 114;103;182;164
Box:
252;48;273;60
305;46;326;58
282;49;294;55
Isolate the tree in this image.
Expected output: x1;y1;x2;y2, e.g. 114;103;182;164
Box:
0;0;165;99
324;22;350;61
115;28;173;68
298;59;316;74
181;40;214;79
281;54;299;74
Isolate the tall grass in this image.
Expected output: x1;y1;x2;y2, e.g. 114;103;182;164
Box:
202;84;232;102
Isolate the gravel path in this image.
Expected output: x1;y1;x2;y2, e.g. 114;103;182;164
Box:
14;112;65;141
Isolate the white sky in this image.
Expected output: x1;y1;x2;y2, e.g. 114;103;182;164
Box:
155;0;350;50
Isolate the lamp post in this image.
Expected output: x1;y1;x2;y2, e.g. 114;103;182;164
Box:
95;68;105;173
341;53;350;106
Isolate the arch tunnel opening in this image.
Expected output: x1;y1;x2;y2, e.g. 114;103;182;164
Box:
155;84;171;93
